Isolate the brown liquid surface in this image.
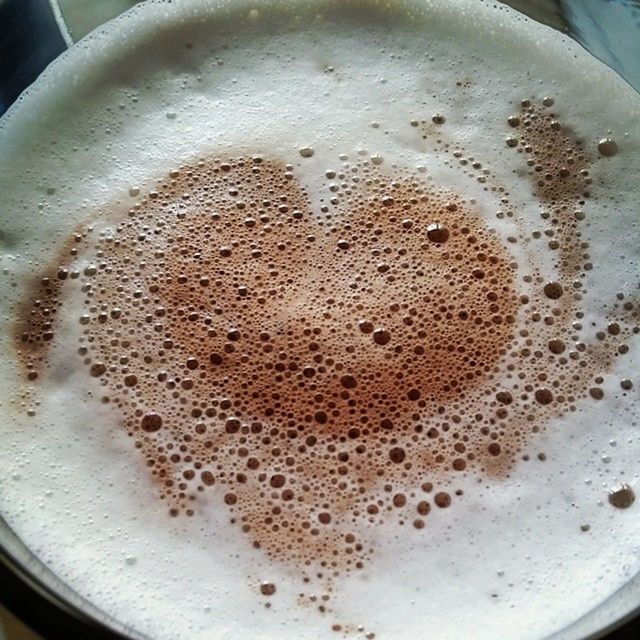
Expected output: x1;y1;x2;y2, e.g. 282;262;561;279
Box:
13;100;639;582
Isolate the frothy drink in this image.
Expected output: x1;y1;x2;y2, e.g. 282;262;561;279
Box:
1;1;639;638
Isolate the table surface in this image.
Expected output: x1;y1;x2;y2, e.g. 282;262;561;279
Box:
1;607;42;640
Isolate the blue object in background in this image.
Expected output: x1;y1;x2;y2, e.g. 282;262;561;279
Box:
0;0;67;116
563;0;640;91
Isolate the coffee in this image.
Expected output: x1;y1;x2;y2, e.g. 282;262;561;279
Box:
1;1;639;639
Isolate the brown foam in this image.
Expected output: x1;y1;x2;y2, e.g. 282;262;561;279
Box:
13;100;639;590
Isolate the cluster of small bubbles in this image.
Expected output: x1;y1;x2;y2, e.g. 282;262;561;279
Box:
13;99;639;589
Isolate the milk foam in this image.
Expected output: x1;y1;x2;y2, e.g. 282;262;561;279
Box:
1;1;640;639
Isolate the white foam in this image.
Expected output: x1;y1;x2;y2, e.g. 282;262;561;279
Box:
1;1;639;639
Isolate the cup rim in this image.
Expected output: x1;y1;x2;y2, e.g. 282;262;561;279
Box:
2;528;640;640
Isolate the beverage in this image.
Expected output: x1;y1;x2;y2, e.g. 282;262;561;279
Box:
1;1;639;639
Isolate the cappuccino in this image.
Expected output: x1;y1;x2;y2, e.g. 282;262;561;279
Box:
1;1;639;639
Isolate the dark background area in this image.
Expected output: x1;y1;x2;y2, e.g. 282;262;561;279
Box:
0;0;66;116
0;0;639;638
